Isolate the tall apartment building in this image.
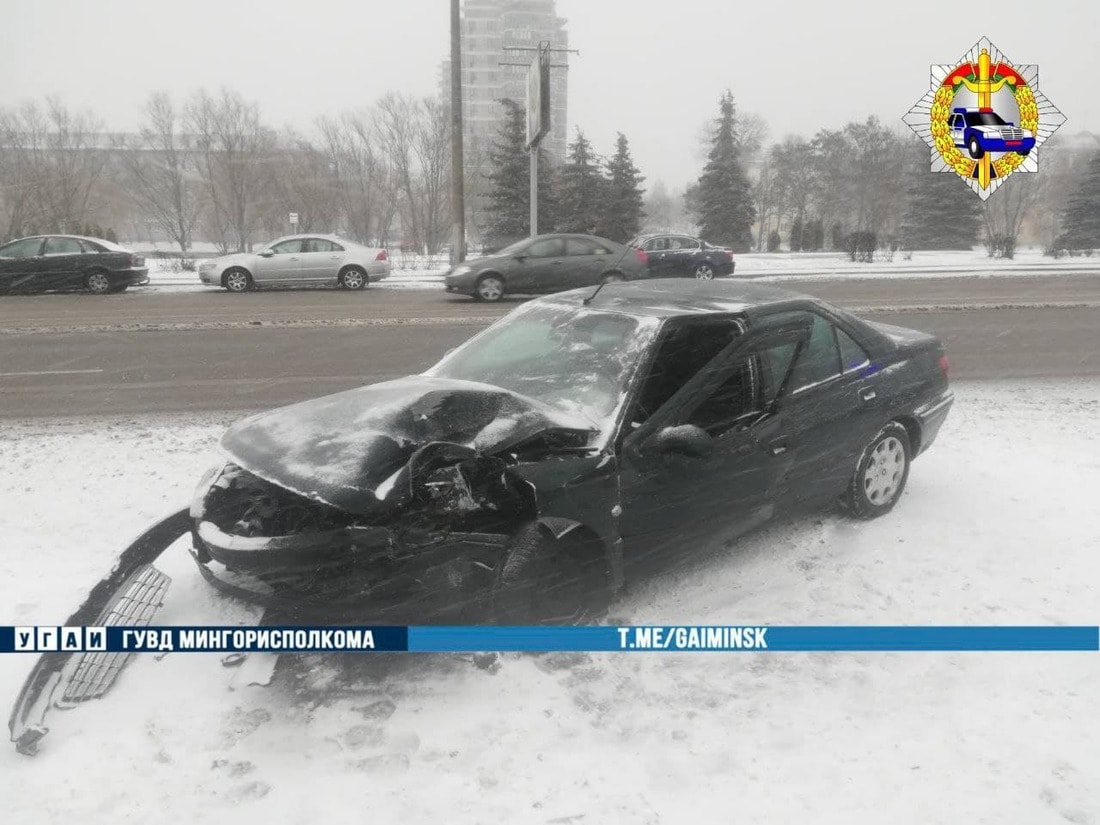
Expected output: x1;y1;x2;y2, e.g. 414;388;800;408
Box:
441;0;569;169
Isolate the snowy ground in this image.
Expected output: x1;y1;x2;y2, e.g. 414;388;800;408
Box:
1;381;1098;824
137;249;1100;294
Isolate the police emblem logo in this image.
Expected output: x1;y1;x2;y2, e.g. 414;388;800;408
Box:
904;37;1066;199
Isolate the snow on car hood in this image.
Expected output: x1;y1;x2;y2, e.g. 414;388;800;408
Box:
219;376;595;515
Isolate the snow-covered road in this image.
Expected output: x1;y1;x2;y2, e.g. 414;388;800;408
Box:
0;381;1098;824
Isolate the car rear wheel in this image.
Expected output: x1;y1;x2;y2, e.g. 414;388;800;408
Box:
492;524;610;624
844;422;911;519
475;275;504;302
1017;147;1031;156
85;270;111;295
694;263;715;280
338;266;367;290
967;136;985;159
224;268;253;293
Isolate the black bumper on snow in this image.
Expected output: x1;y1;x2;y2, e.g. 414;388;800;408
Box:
191;518;513;622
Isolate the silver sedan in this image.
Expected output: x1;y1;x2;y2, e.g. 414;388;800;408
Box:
198;234;391;292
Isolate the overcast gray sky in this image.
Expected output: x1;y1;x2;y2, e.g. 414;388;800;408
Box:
2;0;1096;188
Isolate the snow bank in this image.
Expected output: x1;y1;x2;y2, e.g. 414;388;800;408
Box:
0;382;1097;823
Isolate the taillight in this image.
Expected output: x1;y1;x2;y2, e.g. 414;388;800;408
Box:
938;354;950;380
724;251;733;261
634;249;648;265
375;250;388;261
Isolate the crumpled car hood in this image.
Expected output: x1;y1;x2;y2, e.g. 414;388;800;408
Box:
220;376;594;515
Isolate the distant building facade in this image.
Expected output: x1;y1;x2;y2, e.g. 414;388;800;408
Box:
441;0;569;169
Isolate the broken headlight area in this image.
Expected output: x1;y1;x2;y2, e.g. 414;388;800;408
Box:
190;445;539;620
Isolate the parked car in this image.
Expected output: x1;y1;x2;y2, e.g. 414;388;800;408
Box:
198;234;390;292
949;107;1035;159
0;235;149;295
628;233;736;279
444;233;647;301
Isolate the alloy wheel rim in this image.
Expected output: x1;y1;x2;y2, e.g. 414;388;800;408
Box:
344;271;364;289
479;279;503;300
695;266;714;280
227;272;247;291
863;436;905;505
89;273;109;292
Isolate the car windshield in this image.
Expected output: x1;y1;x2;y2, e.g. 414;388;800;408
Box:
966;112;1008;126
429;302;658;430
493;239;529;256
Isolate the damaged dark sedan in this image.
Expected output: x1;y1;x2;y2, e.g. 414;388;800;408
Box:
11;279;955;753
188;279;954;624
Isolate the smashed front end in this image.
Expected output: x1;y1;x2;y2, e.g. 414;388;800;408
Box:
188;376;595;622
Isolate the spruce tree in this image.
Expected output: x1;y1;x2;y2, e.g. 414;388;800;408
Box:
597;132;645;242
484;98;557;249
1056;149;1100;250
695;90;756;251
899;140;981;250
555;129;605;234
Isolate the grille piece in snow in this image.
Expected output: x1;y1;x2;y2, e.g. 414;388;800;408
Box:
58;564;171;704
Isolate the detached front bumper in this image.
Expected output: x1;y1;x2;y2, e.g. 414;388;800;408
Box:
192;518;510;622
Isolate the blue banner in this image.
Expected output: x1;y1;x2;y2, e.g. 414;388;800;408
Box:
3;625;1097;653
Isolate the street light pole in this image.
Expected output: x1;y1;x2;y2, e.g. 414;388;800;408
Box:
449;0;466;266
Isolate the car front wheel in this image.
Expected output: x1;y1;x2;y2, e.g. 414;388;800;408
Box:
492;524;610;624
338;266;367;290
967;136;985;159
85;270;111;295
475;275;504;302
844;422;911;519
223;268;253;293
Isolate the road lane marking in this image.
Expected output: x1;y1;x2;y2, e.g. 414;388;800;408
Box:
0;369;105;377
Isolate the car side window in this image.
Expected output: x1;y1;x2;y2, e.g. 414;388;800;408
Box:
683;357;756;435
43;237;83;255
0;238;44;258
646;237;667;252
306;239;336;253
837;327;870;373
271;240;303;254
566;238;601;256
330;241;345;252
675;236;700;250
526;238;563;258
79;239;105;253
629;320;742;427
757;310;842;394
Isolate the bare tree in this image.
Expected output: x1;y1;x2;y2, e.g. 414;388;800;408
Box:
982;172;1045;258
317;113;389;244
186;89;272;252
118;92;197;254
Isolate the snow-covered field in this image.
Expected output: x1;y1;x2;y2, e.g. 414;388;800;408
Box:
1;381;1098;824
138;249;1100;294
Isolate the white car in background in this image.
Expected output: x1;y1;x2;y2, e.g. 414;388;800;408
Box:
198;234;390;292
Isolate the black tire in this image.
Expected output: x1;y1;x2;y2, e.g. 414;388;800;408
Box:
1017;147;1031;157
693;263;715;280
338;266;367;290
844;422;911;519
492;523;610;624
223;267;253;293
600;272;625;284
85;270;112;295
474;274;505;302
967;136;985;160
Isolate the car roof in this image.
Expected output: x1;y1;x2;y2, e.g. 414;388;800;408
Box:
538;278;809;319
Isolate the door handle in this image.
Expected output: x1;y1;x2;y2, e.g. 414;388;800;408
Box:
768;438;789;456
289;256;300;261
859;387;877;402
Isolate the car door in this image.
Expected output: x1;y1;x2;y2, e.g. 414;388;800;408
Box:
0;237;45;292
41;236;86;289
253;239;304;284
643;236;674;277
616;318;812;567
563;237;609;288
298;238;347;282
666;236;700;277
752;309;884;508
511;236;566;292
949;113;965;147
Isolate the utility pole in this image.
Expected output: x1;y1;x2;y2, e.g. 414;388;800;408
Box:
449;0;466;265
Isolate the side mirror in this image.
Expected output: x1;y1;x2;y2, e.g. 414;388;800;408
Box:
258;249;275;258
646;424;713;458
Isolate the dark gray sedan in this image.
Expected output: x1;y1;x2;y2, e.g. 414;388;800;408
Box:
0;235;149;294
444;233;648;301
